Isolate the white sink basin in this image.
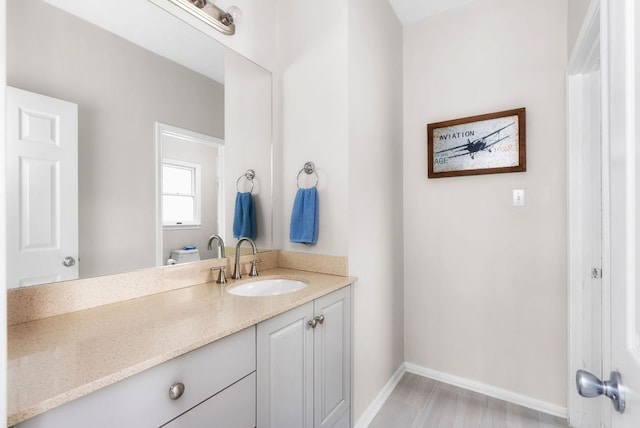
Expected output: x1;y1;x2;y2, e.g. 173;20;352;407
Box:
227;278;308;297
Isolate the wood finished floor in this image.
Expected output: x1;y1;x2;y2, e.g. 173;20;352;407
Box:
368;373;571;428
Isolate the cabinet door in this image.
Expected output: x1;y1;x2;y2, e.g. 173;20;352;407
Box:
257;302;314;428
314;287;351;428
163;372;255;428
331;408;351;428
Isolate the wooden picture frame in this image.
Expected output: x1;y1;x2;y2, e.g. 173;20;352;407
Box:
427;108;526;178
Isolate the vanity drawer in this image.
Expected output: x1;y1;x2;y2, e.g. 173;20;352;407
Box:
17;326;256;427
163;372;256;427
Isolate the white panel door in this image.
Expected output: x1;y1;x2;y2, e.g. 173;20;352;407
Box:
6;87;78;288
257;302;314;428
607;0;640;426
567;2;605;425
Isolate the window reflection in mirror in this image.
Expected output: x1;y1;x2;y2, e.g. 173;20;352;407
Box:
162;160;202;228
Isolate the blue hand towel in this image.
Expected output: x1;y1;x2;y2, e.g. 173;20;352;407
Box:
233;192;257;240
290;187;319;244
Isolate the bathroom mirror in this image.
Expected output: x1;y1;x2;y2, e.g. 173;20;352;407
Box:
6;0;273;288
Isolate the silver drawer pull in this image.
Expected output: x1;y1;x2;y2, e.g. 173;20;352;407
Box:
307;315;325;329
169;382;185;400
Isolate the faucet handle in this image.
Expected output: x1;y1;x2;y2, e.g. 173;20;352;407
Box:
249;259;261;277
211;266;227;284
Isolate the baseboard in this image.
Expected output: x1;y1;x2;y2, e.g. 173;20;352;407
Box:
353;362;567;427
405;362;567;419
353;363;407;428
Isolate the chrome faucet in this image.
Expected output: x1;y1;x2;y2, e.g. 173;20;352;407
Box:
232;237;257;279
207;234;226;258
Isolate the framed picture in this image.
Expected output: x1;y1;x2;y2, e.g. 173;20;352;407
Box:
427;108;526;178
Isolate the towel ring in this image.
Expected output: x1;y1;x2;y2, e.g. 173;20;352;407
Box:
296;162;319;189
236;169;255;193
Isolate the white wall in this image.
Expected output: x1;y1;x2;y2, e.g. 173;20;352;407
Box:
276;0;350;256
275;0;404;422
403;0;568;408
348;0;404;421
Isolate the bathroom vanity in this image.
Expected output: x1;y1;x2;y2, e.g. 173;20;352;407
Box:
8;253;354;427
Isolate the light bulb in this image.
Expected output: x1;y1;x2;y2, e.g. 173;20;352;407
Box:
226;5;243;25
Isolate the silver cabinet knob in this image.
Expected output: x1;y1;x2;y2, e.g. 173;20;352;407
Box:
169;382;185;400
307;315;325;329
62;256;76;267
576;370;625;413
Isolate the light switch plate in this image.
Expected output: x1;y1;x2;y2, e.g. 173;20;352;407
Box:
513;189;525;207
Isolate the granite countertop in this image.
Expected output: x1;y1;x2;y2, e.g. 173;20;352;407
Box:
8;268;355;425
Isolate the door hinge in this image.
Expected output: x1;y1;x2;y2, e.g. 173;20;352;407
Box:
591;268;602;279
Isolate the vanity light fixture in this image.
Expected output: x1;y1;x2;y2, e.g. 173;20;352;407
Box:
166;0;239;35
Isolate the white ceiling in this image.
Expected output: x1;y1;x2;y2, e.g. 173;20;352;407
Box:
387;0;479;26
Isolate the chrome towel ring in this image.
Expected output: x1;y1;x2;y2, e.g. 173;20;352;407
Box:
296;162;319;189
236;169;255;193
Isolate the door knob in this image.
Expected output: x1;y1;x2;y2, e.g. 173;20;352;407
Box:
576;369;625;413
62;256;76;267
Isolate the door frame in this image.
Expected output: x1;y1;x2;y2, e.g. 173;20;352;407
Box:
154;122;225;267
567;0;608;426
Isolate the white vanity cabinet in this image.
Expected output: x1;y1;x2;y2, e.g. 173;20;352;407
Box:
256;286;351;428
16;327;256;428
